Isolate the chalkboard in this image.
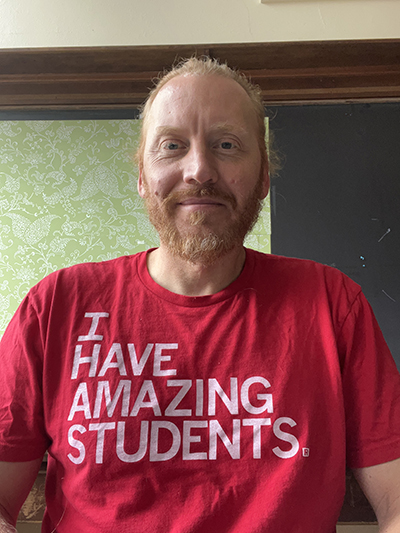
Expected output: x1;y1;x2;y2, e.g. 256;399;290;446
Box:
269;103;400;369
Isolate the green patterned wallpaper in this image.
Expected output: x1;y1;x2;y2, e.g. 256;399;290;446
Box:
0;119;270;336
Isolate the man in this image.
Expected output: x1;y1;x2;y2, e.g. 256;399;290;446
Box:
0;57;400;532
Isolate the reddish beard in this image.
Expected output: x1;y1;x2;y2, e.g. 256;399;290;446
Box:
142;176;264;265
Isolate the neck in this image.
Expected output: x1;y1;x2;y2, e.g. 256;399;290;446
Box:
146;245;246;296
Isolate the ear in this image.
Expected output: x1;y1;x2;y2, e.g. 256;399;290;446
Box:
260;162;270;199
137;169;146;198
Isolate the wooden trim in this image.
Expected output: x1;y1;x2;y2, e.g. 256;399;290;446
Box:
1;40;400;110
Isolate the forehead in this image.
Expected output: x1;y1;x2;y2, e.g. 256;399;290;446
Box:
145;74;259;136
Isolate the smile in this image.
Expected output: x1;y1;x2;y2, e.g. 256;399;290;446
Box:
178;198;224;207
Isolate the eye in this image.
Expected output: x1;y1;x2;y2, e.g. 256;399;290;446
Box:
161;140;182;151
220;141;234;150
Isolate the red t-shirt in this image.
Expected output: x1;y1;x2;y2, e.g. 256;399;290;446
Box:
1;249;400;532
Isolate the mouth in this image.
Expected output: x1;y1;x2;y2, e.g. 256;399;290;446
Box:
178;198;225;207
161;186;237;212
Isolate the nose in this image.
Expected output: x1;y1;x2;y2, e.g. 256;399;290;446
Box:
182;145;217;185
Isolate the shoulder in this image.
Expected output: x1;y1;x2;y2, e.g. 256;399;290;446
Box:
27;252;145;308
247;249;362;307
248;248;354;282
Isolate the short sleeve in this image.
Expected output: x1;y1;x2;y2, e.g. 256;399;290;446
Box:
339;292;400;468
0;293;50;461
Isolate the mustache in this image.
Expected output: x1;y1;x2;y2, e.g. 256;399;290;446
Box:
161;185;237;210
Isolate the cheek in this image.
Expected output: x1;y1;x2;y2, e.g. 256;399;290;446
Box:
230;170;262;201
145;178;173;201
140;173;161;200
225;166;257;188
152;166;182;196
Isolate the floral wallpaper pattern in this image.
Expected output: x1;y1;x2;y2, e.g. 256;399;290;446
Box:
0;119;271;336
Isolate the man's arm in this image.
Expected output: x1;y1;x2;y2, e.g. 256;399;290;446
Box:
0;459;43;532
354;457;400;532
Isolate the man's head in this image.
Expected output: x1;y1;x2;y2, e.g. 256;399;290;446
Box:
137;57;270;265
136;57;268;174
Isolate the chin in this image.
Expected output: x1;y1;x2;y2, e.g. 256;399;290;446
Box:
163;226;242;266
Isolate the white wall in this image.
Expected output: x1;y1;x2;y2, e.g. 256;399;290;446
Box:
0;0;400;49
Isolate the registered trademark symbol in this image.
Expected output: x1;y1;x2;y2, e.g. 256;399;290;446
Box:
302;448;310;457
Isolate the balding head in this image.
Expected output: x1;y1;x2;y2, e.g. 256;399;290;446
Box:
136;57;269;175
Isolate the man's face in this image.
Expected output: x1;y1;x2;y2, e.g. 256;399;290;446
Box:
138;73;269;265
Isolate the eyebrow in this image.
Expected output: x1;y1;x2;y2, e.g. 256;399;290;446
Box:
210;123;250;136
154;126;182;138
153;123;250;138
